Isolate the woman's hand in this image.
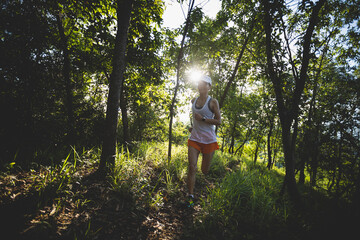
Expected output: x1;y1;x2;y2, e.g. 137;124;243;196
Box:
194;113;203;121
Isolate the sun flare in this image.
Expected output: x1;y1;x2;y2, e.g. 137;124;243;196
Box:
188;68;203;85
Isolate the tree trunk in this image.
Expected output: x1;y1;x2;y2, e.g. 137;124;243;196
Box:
229;121;237;154
253;137;261;164
168;0;195;162
120;83;130;146
98;0;134;176
229;134;235;154
299;157;305;184
310;124;321;186
267;119;274;170
271;123;281;167
335;131;343;197
221;135;225;152
354;163;360;215
218;18;255;109
56;13;74;145
234;127;252;155
300;34;328;185
262;0;325;207
280;121;300;201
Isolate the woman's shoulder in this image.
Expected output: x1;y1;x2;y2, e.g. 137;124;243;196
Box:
210;97;219;105
209;98;219;111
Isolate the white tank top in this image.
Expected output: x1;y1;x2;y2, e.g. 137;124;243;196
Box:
189;96;217;144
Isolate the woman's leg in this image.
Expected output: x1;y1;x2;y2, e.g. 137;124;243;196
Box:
187;145;200;195
201;151;215;175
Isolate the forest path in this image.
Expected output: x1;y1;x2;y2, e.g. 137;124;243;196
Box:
0;163;220;239
139;175;216;239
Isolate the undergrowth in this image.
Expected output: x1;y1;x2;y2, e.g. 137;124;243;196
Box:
107;142;294;239
194;160;291;239
108;142;188;210
2;141;336;239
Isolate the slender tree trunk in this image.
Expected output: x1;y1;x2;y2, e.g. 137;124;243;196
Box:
234;126;252;155
267;119;274;169
229;121;237;154
221;135;225;152
168;0;195;162
262;0;299;203
229;134;235;154
271;123;281;167
253;137;261;164
300;41;328;185
299;157;305;184
56;13;74;144
262;0;325;207
335;132;343;197
120;83;130;146
234;139;247;156
310;124;320;186
98;0;134;176
218;18;255;109
354;163;360;215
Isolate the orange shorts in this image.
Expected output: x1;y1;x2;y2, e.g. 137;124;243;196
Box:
188;139;219;154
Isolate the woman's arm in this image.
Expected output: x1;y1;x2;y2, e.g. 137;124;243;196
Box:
193;99;221;126
188;98;195;132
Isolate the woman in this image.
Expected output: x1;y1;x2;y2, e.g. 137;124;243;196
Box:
187;75;221;207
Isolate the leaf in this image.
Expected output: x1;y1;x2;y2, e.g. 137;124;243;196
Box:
49;206;57;216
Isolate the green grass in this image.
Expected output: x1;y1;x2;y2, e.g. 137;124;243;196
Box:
105;142;294;239
108;142;189;210
5;141;353;239
190;156;290;239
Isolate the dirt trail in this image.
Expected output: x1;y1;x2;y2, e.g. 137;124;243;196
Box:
135;175;216;240
0;167;217;240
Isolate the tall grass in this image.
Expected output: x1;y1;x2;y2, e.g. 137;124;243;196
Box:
30;147;98;208
108;142;290;237
9;141;303;239
108;142;188;209
48;143;291;238
61;143;292;239
195;157;290;239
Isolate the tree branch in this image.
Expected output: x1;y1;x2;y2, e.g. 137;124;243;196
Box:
292;0;326;119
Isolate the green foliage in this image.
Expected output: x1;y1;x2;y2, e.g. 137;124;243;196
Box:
108;142;188;210
0;0;359;238
106;142;293;239
196;157;289;239
0;0;359;221
32;147;97;206
0;0;172;165
1;141;359;239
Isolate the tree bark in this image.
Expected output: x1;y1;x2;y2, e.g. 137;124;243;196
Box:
335;131;343;197
310;124;321;186
168;0;195;162
56;13;74;145
253;136;261;164
229;121;237;154
267;119;274;170
98;0;134;175
120;83;130;146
